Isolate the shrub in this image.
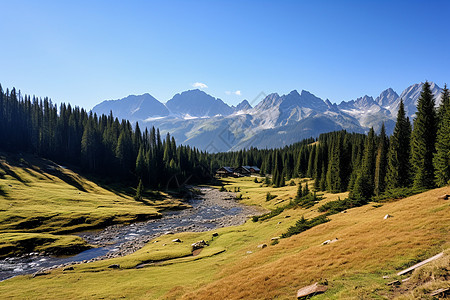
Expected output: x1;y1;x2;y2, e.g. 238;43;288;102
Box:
318;197;366;214
266;192;277;201
254;206;285;222
219;186;226;192
289;180;296;186
281;215;329;238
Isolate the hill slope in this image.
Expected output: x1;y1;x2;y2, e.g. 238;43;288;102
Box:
0;153;187;257
0;177;448;299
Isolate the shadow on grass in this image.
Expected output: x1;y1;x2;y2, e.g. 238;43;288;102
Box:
0;163;28;185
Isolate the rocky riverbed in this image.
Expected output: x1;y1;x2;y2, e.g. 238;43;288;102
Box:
0;187;264;281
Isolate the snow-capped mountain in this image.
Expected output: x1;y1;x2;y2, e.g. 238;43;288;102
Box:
91;82;444;152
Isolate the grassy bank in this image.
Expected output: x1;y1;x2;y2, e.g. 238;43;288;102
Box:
0;176;448;299
0;153;189;257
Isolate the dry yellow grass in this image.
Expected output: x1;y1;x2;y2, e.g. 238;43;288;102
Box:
0;175;448;299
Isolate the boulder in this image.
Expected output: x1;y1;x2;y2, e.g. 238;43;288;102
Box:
271;237;280;240
387;280;400;286
322;238;338;245
437;194;449;200
297;282;328;299
191;240;208;250
384;214;393;220
257;244;267;249
212;232;219;237
63;266;74;271
172;238;182;243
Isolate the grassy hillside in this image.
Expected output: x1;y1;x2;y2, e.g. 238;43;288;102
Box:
0;176;448;299
0;153;188;257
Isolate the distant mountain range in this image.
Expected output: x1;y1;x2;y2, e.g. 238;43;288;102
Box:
92;82;444;152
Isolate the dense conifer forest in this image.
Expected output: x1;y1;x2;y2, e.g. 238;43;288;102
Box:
0;84;212;189
1;82;449;198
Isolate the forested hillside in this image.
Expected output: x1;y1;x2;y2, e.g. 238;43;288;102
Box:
0;84;211;189
1;82;449;199
210;82;450;202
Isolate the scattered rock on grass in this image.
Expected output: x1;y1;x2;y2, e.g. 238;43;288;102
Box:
63;266;74;271
212;232;219;237
271;237;280;240
387;280;400;286
322;238;338;245
384;214;393;220
296;282;328;299
172;238;182;243
257;244;267;249
437;194;449;200
191;240;208;250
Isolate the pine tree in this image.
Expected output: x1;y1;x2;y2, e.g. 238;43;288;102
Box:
296;183;303;199
326;136;342;193
134;179;144;201
374;123;388;196
352;128;376;201
386;100;412;189
434;85;450;186
135;145;146;180
411;82;437;189
302;182;309;197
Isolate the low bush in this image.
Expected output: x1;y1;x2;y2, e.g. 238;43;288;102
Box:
252;206;285;222
266;192;277;201
281;215;329;238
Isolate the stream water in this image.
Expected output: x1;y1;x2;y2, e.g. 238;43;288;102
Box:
0;187;259;282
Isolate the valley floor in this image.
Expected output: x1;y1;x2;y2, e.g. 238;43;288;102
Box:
0;174;449;299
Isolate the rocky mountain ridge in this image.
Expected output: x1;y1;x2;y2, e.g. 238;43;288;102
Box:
92;82;444;152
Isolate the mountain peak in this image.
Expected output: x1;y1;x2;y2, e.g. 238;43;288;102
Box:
166;90;233;117
235;99;252;111
376;88;399;107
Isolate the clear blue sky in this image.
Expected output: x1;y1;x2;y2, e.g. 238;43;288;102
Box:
1;0;449;109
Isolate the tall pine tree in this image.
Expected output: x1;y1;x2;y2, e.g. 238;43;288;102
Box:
410;82;437;189
433;84;450;186
374;123;388;196
386;100;412;189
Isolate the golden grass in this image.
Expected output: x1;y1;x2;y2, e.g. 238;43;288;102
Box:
0;175;448;299
0;153;187;256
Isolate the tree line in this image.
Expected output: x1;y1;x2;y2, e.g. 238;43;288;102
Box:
0;84;211;189
209;82;450;201
1;82;449;199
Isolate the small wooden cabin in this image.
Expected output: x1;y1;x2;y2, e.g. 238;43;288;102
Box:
216;167;235;177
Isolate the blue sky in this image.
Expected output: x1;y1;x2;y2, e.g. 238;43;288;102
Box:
1;0;449;109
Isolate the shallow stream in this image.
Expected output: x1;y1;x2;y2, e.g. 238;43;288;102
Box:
0;187;259;281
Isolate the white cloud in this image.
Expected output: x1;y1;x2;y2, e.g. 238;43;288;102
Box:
192;82;208;89
225;90;241;96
